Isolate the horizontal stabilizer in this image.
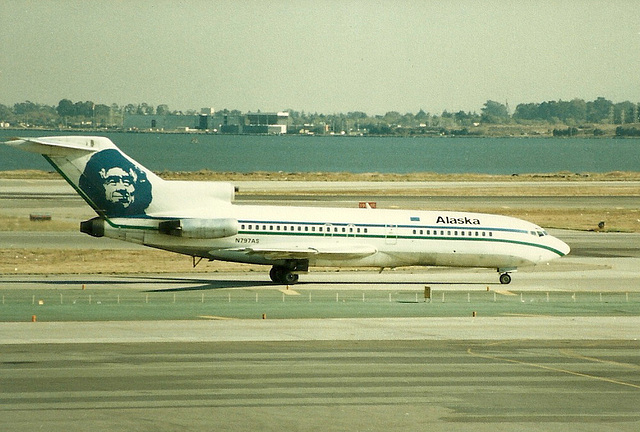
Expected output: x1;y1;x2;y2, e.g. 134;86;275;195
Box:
4;136;110;154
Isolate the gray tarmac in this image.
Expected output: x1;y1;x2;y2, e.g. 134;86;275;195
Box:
2;179;640;431
2;339;639;432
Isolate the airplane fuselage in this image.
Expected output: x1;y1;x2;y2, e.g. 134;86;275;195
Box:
99;203;568;273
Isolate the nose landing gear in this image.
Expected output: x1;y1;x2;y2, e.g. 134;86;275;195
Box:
497;267;516;285
499;272;512;285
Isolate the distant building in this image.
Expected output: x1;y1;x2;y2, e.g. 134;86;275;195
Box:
217;113;243;134
123;110;289;134
244;112;289;134
246;112;289;125
124;114;200;131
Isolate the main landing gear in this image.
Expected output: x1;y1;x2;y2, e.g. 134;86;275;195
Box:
269;260;308;285
270;266;299;284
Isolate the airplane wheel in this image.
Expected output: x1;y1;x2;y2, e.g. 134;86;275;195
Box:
269;266;283;283
282;272;299;284
499;273;512;285
269;266;299;284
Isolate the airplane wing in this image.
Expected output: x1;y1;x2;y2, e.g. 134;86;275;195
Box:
224;243;378;260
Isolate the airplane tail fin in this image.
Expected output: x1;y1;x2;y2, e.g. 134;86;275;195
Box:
6;136;236;220
6;136;163;218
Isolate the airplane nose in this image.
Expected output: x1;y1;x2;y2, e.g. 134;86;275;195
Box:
554;237;571;257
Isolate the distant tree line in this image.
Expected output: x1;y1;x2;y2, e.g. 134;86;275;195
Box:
513;97;639;125
1;97;639;136
615;126;640;137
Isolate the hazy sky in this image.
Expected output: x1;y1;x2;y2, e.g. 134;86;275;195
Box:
2;0;639;115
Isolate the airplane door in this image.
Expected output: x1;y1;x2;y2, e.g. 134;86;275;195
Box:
347;223;356;238
385;224;398;244
323;223;333;237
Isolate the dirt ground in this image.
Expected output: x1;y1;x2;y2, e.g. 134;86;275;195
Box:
0;248;262;275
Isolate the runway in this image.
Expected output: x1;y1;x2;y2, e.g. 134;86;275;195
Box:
2;339;640;431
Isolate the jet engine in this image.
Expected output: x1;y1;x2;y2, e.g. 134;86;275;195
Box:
158;218;238;239
80;217;105;237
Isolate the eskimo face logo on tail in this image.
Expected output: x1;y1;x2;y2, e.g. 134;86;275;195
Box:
79;149;152;217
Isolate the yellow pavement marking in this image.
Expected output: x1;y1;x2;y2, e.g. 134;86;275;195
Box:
279;288;300;295
560;349;640;371
467;347;640;390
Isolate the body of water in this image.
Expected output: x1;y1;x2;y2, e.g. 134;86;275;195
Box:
1;130;638;174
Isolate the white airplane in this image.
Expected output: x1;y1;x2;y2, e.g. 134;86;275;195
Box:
5;136;569;285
